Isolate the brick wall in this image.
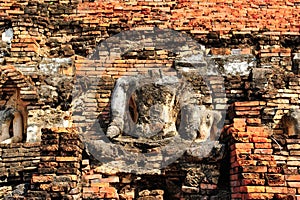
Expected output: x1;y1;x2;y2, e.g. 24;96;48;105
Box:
0;0;299;199
227;100;300;200
0;142;40;199
0;0;299;72
27;128;83;200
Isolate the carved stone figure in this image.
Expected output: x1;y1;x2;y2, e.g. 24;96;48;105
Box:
107;70;192;140
178;105;222;142
106;70;222;146
282;108;300;136
0;107;23;143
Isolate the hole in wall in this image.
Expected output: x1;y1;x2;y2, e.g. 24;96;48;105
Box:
128;94;138;124
9;119;13;138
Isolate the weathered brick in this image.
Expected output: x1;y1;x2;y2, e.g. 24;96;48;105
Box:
241;166;268;173
265;186;288;193
246;126;265;133
32;175;54;183
253;149;273;154
287;182;300;188
254;143;272;149
250;137;272;143
242;179;265;186
83;186;99;193
286;175;300;181
99;187;119;199
244;193;274;199
240;186;265;193
234;101;262;107
231;143;254;150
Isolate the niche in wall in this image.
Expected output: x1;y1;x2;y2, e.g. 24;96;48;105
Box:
0;90;28;143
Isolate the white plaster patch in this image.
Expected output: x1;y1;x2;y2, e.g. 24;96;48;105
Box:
223;61;251;75
26;124;41;142
39;57;72;74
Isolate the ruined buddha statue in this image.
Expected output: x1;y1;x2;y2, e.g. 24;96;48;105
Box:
0;107;23;144
282;108;300;136
106;70;222;148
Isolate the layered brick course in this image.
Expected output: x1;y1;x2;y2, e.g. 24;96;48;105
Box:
227;100;300;200
0;0;299;71
0;143;40;199
27;128;83;200
0;65;37;102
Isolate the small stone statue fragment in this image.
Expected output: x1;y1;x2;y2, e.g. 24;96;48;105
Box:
0;107;23;144
282;108;300;136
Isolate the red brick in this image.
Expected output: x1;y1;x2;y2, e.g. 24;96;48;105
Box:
287;144;300;150
250;154;275;161
287;182;300;188
247;126;265;133
266;174;286;186
261;52;279;57
231;161;240;168
241;173;260;179
234;101;262;107
32;175;54;183
200;183;217;189
232;132;250;142
230;148;252;157
230;174;239;181
265;186;288;193
253;149;273;154
288;188;297;194
284;167;298;175
83;186;99;193
242;179;265;186
231;193;242;199
235;106;262;111
230;167;240;175
254;143;272;149
100;176;120;183
39;184;51;191
240;186;265;193
241;166;268;173
230;180;241;187
238;160;257;166
231;143;254;150
99;187;119;199
250;131;270;138
290;151;300;156
286;175;300;181
236;110;260;116
231;186;241;193
83;174;102;181
268;166;283;173
244;193;274;199
233;124;246;131
286;139;300;144
246;118;261;125
250;137;272;143
233;120;247;131
287;161;300;166
90;182;110;187
82;193;94;198
233;118;246;124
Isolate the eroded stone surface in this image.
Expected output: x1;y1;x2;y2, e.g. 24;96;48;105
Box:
0;107;23;144
282;108;300;136
107;70;195;141
107;70;223;149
